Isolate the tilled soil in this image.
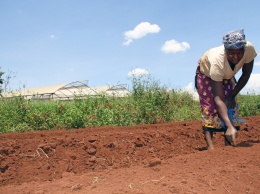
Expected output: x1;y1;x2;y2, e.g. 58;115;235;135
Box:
0;116;259;194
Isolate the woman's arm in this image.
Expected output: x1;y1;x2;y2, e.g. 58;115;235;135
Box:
232;60;254;96
226;60;254;108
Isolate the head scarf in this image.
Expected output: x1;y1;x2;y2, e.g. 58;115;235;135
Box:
222;29;246;49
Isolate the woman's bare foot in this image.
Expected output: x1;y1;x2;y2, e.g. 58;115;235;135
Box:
204;131;214;150
207;145;214;150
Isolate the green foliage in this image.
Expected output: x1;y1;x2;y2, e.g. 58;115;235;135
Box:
0;75;260;133
130;75;200;124
0;68;4;94
237;94;260;116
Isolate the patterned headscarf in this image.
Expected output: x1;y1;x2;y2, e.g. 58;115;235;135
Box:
222;29;246;49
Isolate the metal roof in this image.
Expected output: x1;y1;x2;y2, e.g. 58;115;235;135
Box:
2;81;130;100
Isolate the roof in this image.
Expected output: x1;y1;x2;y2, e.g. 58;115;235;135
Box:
2;81;130;100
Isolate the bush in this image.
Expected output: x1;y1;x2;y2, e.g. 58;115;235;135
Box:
0;76;259;133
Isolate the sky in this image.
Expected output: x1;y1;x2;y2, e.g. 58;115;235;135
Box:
1;0;260;96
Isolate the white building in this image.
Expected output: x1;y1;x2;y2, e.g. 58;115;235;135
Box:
1;80;130;100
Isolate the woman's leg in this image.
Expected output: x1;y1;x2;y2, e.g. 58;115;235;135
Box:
204;130;214;150
196;72;223;149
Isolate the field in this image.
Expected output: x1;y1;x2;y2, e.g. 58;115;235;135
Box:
0;115;259;194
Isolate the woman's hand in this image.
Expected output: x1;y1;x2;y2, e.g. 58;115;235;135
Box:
225;125;237;146
226;97;236;108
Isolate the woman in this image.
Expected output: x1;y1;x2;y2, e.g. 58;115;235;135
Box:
195;29;257;150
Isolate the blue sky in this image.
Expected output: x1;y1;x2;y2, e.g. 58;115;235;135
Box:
1;0;260;95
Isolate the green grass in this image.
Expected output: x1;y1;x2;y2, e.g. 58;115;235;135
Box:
237;94;260;116
0;75;260;133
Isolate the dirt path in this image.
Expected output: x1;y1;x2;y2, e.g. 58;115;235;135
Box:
0;116;259;194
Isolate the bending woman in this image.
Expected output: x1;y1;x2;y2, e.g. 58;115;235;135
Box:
195;29;257;150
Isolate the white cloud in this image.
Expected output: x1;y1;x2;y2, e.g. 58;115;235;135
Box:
161;39;190;54
183;82;194;92
241;73;260;94
127;68;149;76
254;61;260;66
50;34;55;39
123;22;160;46
181;74;260;101
182;74;260;100
182;82;199;101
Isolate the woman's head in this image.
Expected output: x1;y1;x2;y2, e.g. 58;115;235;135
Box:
223;29;246;64
223;29;246;49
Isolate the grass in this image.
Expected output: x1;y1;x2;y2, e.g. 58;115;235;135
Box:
0;75;260;133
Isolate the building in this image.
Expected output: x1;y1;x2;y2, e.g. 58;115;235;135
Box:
1;80;130;100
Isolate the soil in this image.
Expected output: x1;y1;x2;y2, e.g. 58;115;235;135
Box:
0;116;259;194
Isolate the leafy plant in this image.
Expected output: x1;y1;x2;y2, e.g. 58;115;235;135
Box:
0;75;259;133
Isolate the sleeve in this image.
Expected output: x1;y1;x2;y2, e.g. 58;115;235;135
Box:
244;42;258;63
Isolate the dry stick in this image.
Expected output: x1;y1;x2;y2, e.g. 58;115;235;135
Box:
223;185;231;193
92;177;106;184
128;176;165;189
71;183;82;191
127;183;134;189
140;176;165;186
126;156;132;166
37;147;49;158
92;177;99;183
22;153;38;158
52;170;57;181
36;149;41;157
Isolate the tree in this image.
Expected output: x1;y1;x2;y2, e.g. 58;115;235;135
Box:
0;69;4;94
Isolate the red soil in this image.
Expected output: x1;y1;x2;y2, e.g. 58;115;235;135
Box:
0;116;259;194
